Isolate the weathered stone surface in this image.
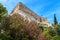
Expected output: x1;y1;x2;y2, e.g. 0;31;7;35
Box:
10;2;52;26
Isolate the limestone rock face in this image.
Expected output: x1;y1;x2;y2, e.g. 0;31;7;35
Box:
10;2;52;26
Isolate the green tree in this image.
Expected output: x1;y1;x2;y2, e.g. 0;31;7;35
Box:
0;3;7;30
0;3;8;40
0;3;7;17
54;14;58;25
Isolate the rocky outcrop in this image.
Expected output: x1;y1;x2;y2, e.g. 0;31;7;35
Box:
10;2;52;26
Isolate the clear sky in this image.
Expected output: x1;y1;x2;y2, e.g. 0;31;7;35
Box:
0;0;60;23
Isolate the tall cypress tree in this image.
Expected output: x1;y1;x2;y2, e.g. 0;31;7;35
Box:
54;14;58;25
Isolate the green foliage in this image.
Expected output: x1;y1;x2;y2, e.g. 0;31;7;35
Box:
0;3;8;39
52;35;60;40
39;23;60;40
0;3;7;17
49;27;57;37
43;28;49;36
55;24;60;35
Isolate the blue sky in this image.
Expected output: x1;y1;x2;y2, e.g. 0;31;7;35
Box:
0;0;60;23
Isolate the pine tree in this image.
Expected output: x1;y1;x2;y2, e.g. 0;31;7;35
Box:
54;14;58;25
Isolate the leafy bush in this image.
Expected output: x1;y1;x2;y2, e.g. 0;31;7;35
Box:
52;35;60;40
